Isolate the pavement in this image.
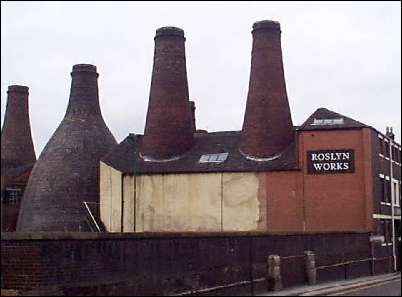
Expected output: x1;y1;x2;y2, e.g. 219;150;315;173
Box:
257;273;401;296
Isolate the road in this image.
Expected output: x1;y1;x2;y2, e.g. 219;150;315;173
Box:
331;279;401;296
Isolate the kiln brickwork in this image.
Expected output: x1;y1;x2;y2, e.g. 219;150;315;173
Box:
140;27;194;160
1;86;36;170
240;20;294;159
16;64;117;232
1;85;36;231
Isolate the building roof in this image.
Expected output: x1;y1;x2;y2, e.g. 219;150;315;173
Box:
102;107;396;175
102;131;298;175
299;108;368;131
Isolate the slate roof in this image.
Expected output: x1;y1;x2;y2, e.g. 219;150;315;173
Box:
102;108;375;175
102;131;298;175
299;108;368;131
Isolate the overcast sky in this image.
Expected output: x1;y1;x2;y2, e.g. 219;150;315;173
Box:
1;1;401;155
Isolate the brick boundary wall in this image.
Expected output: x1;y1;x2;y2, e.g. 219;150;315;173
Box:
0;232;393;296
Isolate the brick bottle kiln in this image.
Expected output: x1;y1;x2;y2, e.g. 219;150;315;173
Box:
17;64;117;232
1;85;36;231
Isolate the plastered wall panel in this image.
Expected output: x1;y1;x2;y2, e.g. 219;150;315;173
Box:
123;175;135;232
100;162;112;231
222;172;261;231
109;165;123;232
136;174;222;232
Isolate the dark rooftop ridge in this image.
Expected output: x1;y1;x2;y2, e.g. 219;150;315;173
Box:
103;130;298;175
299;107;368;131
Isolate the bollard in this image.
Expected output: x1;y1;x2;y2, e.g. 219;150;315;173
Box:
305;251;317;285
267;255;282;291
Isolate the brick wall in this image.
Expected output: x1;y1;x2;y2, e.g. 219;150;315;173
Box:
1;232;387;296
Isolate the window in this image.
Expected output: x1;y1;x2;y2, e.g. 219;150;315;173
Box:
381;220;392;244
393;147;400;163
380;140;384;156
385;144;390;158
399;184;402;207
199;153;229;164
387;180;392;203
394;181;400;207
4;188;22;205
391;147;396;162
380;178;386;203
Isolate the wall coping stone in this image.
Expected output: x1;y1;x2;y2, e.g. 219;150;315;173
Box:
1;231;370;241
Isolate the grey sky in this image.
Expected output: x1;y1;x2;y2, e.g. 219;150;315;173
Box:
1;1;401;155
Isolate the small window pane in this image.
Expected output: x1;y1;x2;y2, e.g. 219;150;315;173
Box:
199;153;229;164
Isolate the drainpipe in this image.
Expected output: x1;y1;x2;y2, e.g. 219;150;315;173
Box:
388;129;396;272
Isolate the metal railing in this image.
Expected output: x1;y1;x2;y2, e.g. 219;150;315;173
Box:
83;201;104;232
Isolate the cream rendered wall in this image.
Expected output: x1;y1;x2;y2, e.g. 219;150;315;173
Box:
100;162;266;232
135;173;222;232
123;175;135;232
222;173;264;231
99;161;123;232
100;162;111;231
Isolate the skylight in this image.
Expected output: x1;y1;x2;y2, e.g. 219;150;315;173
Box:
199;153;229;164
311;118;344;126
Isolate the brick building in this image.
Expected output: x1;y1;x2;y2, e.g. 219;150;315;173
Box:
99;21;401;271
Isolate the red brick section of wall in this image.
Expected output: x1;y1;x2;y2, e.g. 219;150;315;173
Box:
1;232;377;296
299;128;374;232
240;20;294;159
1;85;36;171
266;128;375;233
16;64;117;232
266;171;304;232
140;27;194;160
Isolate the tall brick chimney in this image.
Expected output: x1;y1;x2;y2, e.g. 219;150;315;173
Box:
17;64;117;232
1;85;36;170
140;26;194;161
190;100;196;133
240;20;294;160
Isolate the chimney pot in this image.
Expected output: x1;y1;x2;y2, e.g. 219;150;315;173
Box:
72;64;97;73
155;26;185;39
252;20;281;31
